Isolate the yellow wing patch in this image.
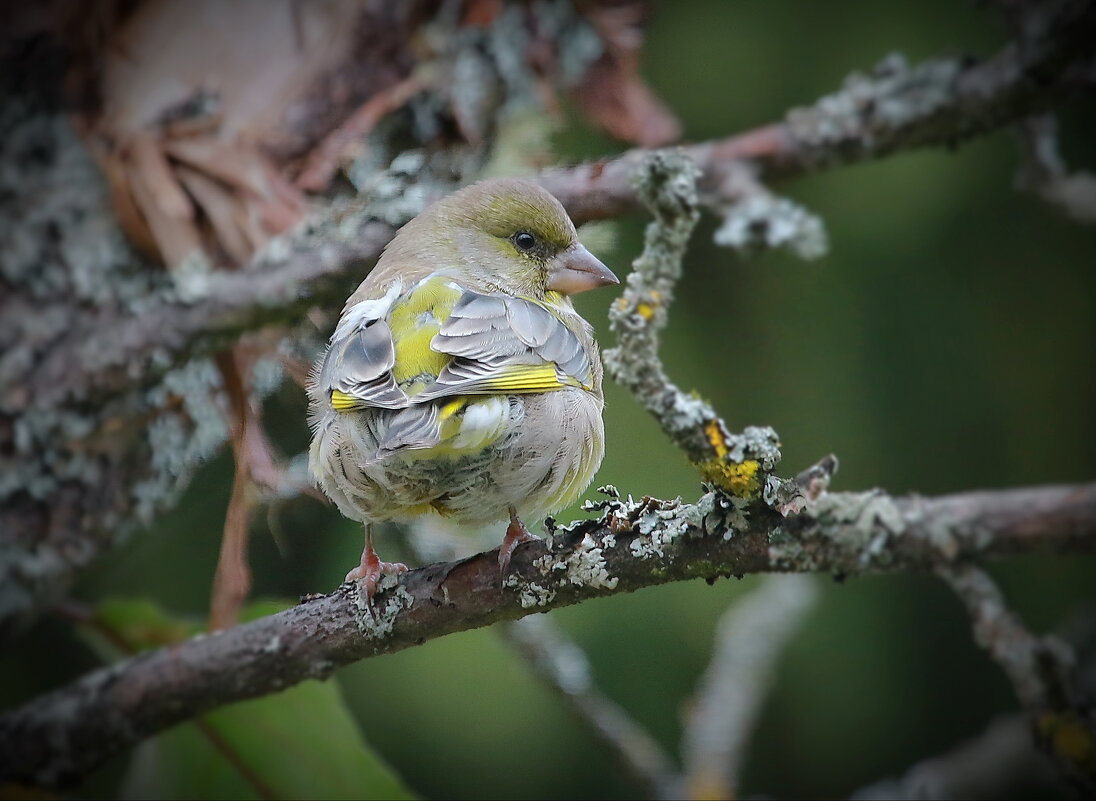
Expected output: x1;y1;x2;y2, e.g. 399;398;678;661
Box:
389;278;463;385
478;364;582;393
330;389;363;412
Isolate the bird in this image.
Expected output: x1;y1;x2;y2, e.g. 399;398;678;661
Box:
307;177;618;608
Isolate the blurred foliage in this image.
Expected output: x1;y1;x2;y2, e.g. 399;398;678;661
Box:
5;0;1096;798
119;678;413;801
67;598;414;800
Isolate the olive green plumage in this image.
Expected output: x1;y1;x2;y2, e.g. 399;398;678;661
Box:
307;178;618;582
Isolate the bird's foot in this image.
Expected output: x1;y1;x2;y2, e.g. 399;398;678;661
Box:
499;514;541;580
346;550;408;618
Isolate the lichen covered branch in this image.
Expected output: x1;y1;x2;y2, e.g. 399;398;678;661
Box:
602;151;781;498
938;564;1096;791
2;479;1094;788
542;0;1096;223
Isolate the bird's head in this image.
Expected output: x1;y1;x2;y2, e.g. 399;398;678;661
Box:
389;178;618;300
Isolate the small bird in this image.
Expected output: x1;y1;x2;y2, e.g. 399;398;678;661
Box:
307;178;618;606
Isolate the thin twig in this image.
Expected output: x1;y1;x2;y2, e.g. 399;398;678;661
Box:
602;151;781;499
849;715;1048;801
680;575;819;800
502;616;677;799
295;74;428;192
1014;114;1096;223
937;564;1096;792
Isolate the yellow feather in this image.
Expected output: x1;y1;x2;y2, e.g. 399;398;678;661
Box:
439;397;468;419
388;278;462;385
480;364;567;393
330;389;361;412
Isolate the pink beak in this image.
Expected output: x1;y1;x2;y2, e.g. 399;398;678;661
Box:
547;244;619;295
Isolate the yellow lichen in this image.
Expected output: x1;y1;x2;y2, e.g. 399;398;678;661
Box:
696;457;761;498
634;291;662;320
705;418;729;458
1038;711;1096;772
696;418;762;496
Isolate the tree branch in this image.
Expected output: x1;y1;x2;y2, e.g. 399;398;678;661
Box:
849;715;1049;801
680;575;818;800
602;150;781;496
22;217;396;410
540;0;1096;221
501;616;678;798
938;564;1096;791
2;480;1094;787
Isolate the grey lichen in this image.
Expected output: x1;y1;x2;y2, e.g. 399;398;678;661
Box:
534;532;619;591
579;486;749;568
725;425;782;473
348;149;449;227
784;53;964;166
768;489;910;573
631;500;691;559
170;252;218;303
713;193;828;260
0;99;167;309
504;573;558;609
350;575;415;640
133;358;229;523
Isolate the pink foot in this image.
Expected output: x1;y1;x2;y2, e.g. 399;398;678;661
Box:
499;511;541;579
346;547;408;617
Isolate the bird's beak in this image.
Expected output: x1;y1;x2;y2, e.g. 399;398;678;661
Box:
547;244;619;295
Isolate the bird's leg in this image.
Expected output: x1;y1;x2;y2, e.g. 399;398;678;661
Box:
499;505;541;578
346;525;408;617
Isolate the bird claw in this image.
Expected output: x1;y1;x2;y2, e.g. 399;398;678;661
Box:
498;516;541;582
346;553;408;619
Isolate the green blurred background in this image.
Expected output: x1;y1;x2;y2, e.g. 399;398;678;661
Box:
5;1;1095;798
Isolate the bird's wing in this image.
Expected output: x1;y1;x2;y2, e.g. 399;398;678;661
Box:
318;281;590;458
315;282;409;411
319;282;591;461
413;290;592;402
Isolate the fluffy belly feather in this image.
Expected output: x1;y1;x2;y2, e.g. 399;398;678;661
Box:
309;388;604;528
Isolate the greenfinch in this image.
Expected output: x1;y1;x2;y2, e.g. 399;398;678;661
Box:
307;178;618;604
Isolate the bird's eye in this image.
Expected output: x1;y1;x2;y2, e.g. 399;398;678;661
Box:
513;231;537;252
